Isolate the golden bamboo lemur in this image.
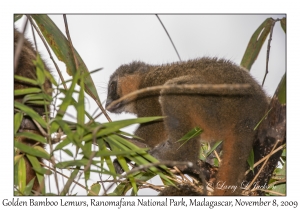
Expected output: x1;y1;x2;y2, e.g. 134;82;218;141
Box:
14;29;51;193
105;58;268;195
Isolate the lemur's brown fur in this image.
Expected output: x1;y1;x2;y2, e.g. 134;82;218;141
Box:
106;58;268;195
14;29;51;193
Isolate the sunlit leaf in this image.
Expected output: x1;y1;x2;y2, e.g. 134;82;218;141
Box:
88;183;101;196
14;112;23;134
18;157;26;193
14;75;39;86
15;140;50;160
14;88;41;96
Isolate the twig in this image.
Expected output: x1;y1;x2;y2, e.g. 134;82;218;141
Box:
244;143;286;175
138;181;165;192
156;14;181;62
256;189;285;196
32;119;49;137
41;162;86;190
262;18;280;87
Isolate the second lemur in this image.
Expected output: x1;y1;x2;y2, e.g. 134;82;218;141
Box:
105;58;268;195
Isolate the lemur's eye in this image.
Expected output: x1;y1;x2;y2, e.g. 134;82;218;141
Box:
109;81;116;91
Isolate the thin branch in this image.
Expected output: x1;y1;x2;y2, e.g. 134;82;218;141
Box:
244;143;286;176
156;14;181;62
256;189;285;196
42;162;86;190
262;18;280;87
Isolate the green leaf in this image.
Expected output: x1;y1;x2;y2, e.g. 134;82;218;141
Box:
50;70;79;133
205;141;222;158
280;17;286;33
247;149;255;172
241;18;274;70
88;183;101;196
54;138;71;151
27;154;50;177
26;154;47;195
31;14;101;102
62;149;74;157
18;157;26;193
269;162;286;195
14;154;23;165
60;167;80;195
23;93;52;104
14;75;39;86
276;73;286;104
14;88;41;96
14;101;47;128
109;140;138;194
82;117;163;142
15;132;47;144
76;74;85;137
55;158;97;169
97;138;117;177
176;127;202;150
15;140;50;160
33;55;46;85
14;14;23;22
14;112;23;134
23;178;35;195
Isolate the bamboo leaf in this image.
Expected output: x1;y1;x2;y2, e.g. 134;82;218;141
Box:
247;149;255;172
82;117;162;142
14;112;23;135
15;132;47;144
176;127;202;150
33;55;46;86
205;140;222;158
15;140;50;160
14;75;39;86
276;72;286;104
14;14;23;22
88;183;101;196
50;71;79;133
31;14;100;102
14;88;41;96
241;18;273;70
18;157;26;193
280;17;286;33
55;158;97;169
14;101;47;128
23;93;52;104
23;178;35;195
